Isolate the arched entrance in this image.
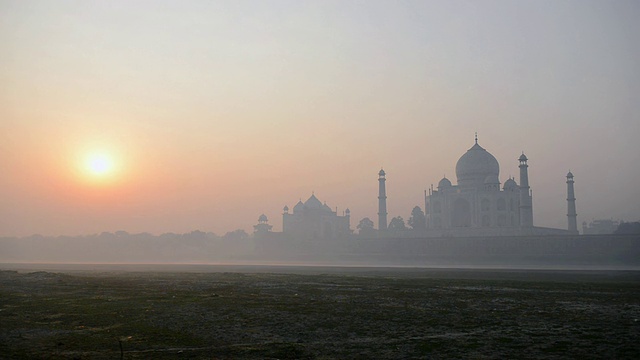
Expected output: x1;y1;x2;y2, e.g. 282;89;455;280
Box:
452;198;471;227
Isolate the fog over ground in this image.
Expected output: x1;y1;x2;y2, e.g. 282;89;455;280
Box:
1;231;638;269
1;1;639;237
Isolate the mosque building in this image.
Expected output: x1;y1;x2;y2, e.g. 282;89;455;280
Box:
281;194;351;239
415;136;575;237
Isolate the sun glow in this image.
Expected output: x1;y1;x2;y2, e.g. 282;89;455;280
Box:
83;151;117;179
68;138;131;189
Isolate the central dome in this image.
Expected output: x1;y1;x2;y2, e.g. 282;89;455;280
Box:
455;141;500;188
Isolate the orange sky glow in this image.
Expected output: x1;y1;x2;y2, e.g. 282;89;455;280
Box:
1;1;639;237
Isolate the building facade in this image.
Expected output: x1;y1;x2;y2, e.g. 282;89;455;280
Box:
423;137;570;237
282;194;351;240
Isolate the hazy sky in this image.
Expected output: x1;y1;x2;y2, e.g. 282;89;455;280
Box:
1;0;639;237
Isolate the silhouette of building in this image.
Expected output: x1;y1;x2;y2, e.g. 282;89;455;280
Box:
423;136;572;237
282;194;351;239
255;137;575;240
253;214;273;234
582;219;619;235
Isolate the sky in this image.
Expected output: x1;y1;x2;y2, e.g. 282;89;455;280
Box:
1;0;639;237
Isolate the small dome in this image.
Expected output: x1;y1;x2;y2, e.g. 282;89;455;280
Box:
283;205;289;211
519;153;528;162
258;214;268;222
379;169;386;176
438;177;452;188
484;174;500;184
503;178;518;190
567;171;574;178
345;208;350;214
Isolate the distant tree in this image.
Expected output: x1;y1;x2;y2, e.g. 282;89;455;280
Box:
182;230;209;249
388;216;406;231
408;206;426;230
98;232;116;239
223;229;249;241
185;230;207;240
614;221;640;235
357;217;375;236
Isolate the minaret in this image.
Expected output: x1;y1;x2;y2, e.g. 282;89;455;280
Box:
518;153;533;227
378;169;388;231
424;189;428;229
282;205;289;233
566;171;578;234
345;208;351;231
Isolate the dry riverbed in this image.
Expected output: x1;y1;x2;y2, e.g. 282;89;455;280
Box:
1;268;639;359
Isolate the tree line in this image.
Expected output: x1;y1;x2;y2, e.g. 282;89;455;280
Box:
356;206;426;236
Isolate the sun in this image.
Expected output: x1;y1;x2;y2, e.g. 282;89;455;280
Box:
85;152;114;176
70;142;126;187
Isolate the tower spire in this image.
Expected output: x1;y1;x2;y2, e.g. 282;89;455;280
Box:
475;132;478;144
378;169;388;231
566;171;578;235
518;153;533;228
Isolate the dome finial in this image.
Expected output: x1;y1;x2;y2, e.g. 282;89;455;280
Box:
475;132;478;144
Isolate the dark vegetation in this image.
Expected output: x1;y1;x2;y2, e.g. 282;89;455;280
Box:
1;268;639;359
615;221;640;235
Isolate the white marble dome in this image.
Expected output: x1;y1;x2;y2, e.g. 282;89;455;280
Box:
455;141;500;188
484;174;500;184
